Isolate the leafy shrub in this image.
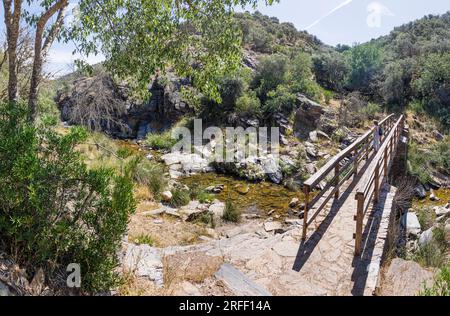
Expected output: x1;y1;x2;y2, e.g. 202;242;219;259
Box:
409;100;426;114
264;85;297;116
146;132;177;150
0;102;136;293
235;92;262;118
252;54;288;101
362;102;382;119
169;188;191;208
222;199;241;223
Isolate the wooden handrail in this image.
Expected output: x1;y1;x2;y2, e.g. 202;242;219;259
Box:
302;114;396;241
353;115;405;256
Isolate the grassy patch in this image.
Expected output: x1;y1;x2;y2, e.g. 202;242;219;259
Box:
420;261;450;296
416;206;436;231
146;132;177;150
169;188;191;208
222;199;241;223
131;234;155;246
413;226;448;268
189;186;214;204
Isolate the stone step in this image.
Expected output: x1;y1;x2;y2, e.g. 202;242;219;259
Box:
215;263;272;296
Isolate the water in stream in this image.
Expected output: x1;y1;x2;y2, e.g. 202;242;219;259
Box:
180;173;303;217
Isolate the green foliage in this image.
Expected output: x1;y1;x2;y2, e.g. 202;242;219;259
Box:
380;59;414;108
237;11;322;54
146;132;177;150
412;52;450;129
189;187;214;204
73;0;277;103
409;100;426;115
346;43;383;94
362;102;382;119
0;102;136;293
235;91;262;118
416;207;436;231
313;50;349;91
420;261;450;296
222;199;241;223
288;52;322;101
264;85;297;116
252;54;288;101
408;138;450;183
169;188;191;208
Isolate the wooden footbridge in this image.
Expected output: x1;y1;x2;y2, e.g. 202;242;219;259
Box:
302;114;406;256
287;114;407;295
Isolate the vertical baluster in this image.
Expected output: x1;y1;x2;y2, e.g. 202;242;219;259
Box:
302;185;310;241
335;164;340;199
355;193;364;256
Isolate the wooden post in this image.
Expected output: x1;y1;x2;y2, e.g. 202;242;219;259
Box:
302;185;310;241
353;149;358;178
355;193;364;256
334;164;340;199
374;163;380;203
383;146;388;178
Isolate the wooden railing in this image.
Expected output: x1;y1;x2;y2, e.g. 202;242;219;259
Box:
302;114;397;241
353;115;405;256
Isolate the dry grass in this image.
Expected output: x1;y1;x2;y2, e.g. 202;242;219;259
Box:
162;252;224;289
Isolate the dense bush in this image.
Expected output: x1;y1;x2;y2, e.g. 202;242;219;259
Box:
313;50;349;91
235;91;262;118
252;54;288;101
0;102;136;293
408;137;450;183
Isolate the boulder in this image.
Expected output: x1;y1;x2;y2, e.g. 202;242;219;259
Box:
414;184;427;200
401;212;421;237
433;205;450;217
380;258;434;296
295;94;325;132
121;244;164;287
0;282;11;296
419;228;434;248
161;191;173;202
209;201;226;220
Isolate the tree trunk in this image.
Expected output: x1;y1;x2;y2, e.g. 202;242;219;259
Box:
3;0;23;103
28;0;68;122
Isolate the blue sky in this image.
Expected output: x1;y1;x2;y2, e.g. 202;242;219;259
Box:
1;1;449;75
